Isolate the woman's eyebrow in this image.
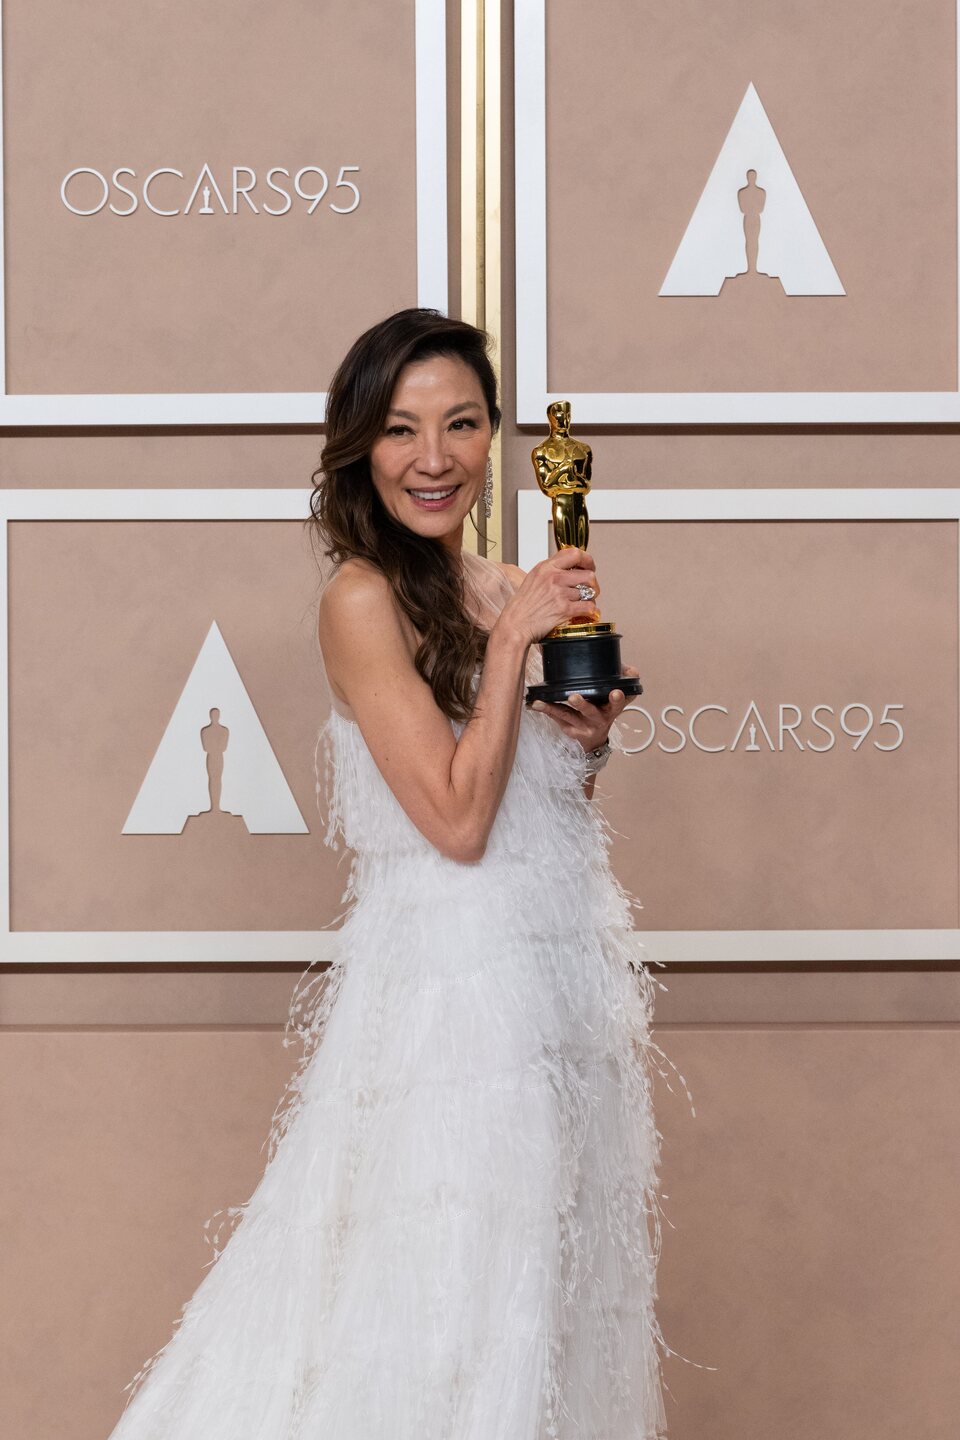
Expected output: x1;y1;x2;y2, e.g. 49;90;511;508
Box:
386;401;483;421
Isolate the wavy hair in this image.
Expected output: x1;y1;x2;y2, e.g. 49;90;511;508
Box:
308;308;502;722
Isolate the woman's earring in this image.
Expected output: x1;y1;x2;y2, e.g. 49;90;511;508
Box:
483;456;494;519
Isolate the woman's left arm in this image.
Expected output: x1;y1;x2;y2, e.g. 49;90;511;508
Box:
530;678;639;799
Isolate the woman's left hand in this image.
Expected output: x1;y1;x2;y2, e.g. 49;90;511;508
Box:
530;664;640;750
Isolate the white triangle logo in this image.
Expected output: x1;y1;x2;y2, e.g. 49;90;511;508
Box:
660;82;844;296
122;621;309;835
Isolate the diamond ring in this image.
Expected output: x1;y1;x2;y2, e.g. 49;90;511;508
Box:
575;583;596;601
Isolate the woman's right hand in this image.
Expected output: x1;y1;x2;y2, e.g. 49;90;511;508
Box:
497;547;601;645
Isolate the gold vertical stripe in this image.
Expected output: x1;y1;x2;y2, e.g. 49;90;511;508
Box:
483;0;502;560
460;0;501;559
460;0;481;555
475;0;486;327
460;0;480;330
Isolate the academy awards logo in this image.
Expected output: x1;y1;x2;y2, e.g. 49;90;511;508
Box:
660;82;844;297
122;622;308;835
60;164;362;217
618;701;904;754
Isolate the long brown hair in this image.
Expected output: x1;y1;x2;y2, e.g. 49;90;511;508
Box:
308;308;502;722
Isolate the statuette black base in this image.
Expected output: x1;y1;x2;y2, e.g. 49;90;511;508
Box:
525;628;642;707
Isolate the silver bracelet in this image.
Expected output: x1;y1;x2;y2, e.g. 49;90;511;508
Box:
583;738;612;775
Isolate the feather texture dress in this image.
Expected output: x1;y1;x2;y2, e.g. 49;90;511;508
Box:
107;549;684;1440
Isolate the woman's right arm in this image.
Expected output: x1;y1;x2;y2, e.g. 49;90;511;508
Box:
318;548;598;863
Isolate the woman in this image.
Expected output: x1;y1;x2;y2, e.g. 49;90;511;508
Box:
108;309;673;1440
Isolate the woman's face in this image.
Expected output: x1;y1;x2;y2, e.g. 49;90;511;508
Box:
368;353;493;552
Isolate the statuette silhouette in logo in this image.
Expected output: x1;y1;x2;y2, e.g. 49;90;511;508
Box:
199;707;232;820
735;169;774;289
122;621;308;836
660;82;844;297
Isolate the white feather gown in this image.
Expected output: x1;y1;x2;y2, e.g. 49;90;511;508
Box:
107;551;679;1440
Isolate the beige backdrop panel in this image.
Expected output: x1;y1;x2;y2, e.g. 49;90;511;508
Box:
651;1024;960;1440
8;519;343;933
2;1013;958;1440
545;0;957;394
581;518;958;931
4;0;419;395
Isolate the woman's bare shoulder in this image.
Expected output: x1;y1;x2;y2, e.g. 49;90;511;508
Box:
319;558;416;686
319;558;395;628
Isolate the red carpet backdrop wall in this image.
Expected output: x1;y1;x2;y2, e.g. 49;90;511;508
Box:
1;2;958;1438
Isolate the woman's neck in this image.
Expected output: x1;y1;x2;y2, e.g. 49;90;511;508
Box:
437;517;466;563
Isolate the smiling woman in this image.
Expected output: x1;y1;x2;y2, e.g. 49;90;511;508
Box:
371;366;491;524
105;310;667;1440
310;308;506;722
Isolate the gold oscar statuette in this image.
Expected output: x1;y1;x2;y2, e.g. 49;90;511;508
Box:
525;401;643;707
